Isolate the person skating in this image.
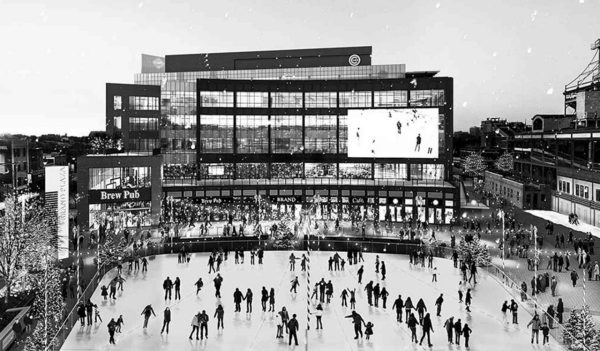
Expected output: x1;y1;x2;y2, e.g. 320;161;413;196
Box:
199;310;209;339
301;254;307;271
433;294;444;317
288;314;299;345
443;316;454;344
510;299;519;324
189;312;200;340
289;253;298;271
141;257;148;272
408;312;419;343
94;305;102;323
380;287;389;309
341;289;349;307
357;265;364;284
76;303;85;326
527;313;541;344
213;273;223;298
380;261;386;280
454;318;462;345
465;289;472;312
234;288;243;312
174;277;181;300
345;311;366;339
318;278;326;302
101;285;108;300
404;297;415;323
557;298;564;324
309;304;324;330
244;288;253;313
570;270;578;287
364;281;374;306
194;277;204;295
392;295;404;322
348;288;356;309
85;299;97;326
261;287;269;312
161;307;171;334
375;255;380;274
141;304;156;328
279;307;290;334
541;322;550;345
107;318;117;344
414;134;422;152
290;276;300;293
416;298;427;323
109;279;117;299
419;313;434;347
365;321;374;340
269;288;276;312
116;274;126;292
214;304;224;330
462;323;472;347
325;280;334;304
163;276;173;301
116;315;123;333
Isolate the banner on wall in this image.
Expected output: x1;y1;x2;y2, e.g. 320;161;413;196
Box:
45;166;69;260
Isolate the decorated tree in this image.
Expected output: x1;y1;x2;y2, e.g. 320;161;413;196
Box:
98;229;131;266
90;136;122;154
563;306;600;351
463;152;487;178
457;236;492;266
495;152;514;173
272;217;297;250
0;194;55;303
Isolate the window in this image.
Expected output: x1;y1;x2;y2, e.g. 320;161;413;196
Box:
339;115;348;154
198;163;234;179
236;163;268;179
236;92;268;108
128;139;158;152
410;164;444;180
89;167;151;189
129;117;159;131
236;115;269;153
199;115;234;153
113;116;122;131
164;115;196;130
200;91;234;107
339;91;372;107
272;163;303;178
409;90;445;107
517;191;520;201
596;189;600;202
339;163;372;179
374;91;408;107
271;92;303;108
271;115;302;153
374;163;407;179
305;163;337;178
305;92;337;108
128;96;159;110
114;96;122;110
305;115;337;153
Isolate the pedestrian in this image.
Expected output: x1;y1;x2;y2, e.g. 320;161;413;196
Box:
571;270;578;287
365;321;374;340
141;304;156;328
199;310;209;339
408;312;419;343
380;261;386;280
290;276;300;293
357;265;364;284
310;304;324;330
380;287;389;309
189;312;200;340
392;295;404;322
465;289;472;312
76;303;86;326
345;310;366;339
194;277;204;295
443;316;454;344
116;315;124;332
214;304;224;330
462;323;472;347
288;314;299;345
174;277;181;300
527;313;541;344
404;297;415;323
161;307;171;334
214;273;223;298
453;318;462;345
279;307;290;334
244;288;253;313
557;298;564;324
510;299;519;324
107;318;117;344
163;276;173;301
234;288;243;312
419;313;434;347
435;294;444;316
547;305;555;329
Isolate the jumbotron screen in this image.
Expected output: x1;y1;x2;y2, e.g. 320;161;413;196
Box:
347;108;439;158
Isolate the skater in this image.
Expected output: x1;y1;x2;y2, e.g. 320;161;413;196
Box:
326;280;334;303
416;298;427;322
141;257;148;272
278;307;290;334
109;279;117;299
373;283;381;307
348;288;356;309
392;295;404;322
107;318;117;344
310;304;324;329
85;299;96;326
510;299;519;324
189;312;200;340
199;310;209;339
76;303;85;326
341;288;349;307
444;317;454;344
462;323;472;347
261;287;269;312
408;312;419;343
557;298;564;324
141;304;156;328
465;289;472;312
161;307;171;334
289;253;298;271
570;270;578;287
458;281;464;302
174;277;181;300
415;134;421;152
380;261;386;280
365;321;374;340
234;288;244;312
244;288;253;313
116;315;123;333
364;281;374;306
163;276;173;301
194;277;204;295
380;287;389;309
435;294;444;316
214;304;224;330
288;314;299;345
345;311;366;339
214;273;223;298
419;313;434;347
290;276;300;293
208;255;216;273
454;318;462;345
527;313;541;344
357;265;364;284
101;285;108;300
94;305;102;323
541;322;550;345
404;297;415;323
375;255;380;273
269;288;276;312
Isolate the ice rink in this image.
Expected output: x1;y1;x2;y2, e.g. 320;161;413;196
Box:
61;250;559;350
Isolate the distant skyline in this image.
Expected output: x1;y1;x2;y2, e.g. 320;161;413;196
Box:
1;0;599;135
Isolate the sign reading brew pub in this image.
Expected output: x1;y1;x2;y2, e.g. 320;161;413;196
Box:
89;188;152;203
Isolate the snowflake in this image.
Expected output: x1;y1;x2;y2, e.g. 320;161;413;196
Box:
462;101;468;107
527;47;532;54
530;10;537;22
546;88;554;95
435;3;440;8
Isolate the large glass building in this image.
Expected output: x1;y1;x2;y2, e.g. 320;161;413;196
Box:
95;46;457;230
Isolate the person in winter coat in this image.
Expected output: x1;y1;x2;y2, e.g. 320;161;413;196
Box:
547;305;555;329
408;313;419;343
287;314;300;346
269;288;276;312
443;316;454;344
380;287;389;309
163;277;173;301
435;294;444;316
194;278;204;295
380;261;386;280
77;303;86;326
345;311;366;339
465;289;473;312
244;288;253;313
419;313;434;347
107;318;117;344
416;298;427;322
557;298;564;324
365;321;374;340
527;313;541;344
161;307;171;334
141;305;156;328
310;304;324;330
392;295;404;322
233;288;244;312
510;299;519;324
570;270;579;287
198;310;209;339
404;297;415;323
279;307;290;333
189;312;200;340
261;287;269;311
462;323;472;347
453;318;462;345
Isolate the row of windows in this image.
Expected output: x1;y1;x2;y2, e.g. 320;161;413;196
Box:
129;96;159;110
128;139;159;152
558;180;571;194
164;162;443;180
199;90;445;108
129;117;159;131
575;184;590;200
89;166;151;190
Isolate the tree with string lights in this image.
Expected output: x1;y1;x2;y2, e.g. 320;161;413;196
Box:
463;152;487;178
494;152;514;173
97;229;131;266
563;305;600;351
457;236;492;267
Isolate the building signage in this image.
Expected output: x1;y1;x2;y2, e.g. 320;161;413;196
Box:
89;188;151;203
270;196;301;203
45;166;69;260
350;197;365;204
348;54;361;66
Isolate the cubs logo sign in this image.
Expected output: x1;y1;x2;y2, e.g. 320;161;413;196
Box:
348;54;361;66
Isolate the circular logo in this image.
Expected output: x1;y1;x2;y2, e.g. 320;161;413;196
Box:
152;57;165;69
348;54;361;66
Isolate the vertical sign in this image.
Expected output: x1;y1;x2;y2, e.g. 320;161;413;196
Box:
45;166;69;260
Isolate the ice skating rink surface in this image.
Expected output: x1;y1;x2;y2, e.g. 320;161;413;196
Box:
61;251;559;350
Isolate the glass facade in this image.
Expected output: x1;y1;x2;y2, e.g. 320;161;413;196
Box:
161;83;196;164
129;96;159;110
374;163;407;179
305;92;337;108
305;115;337;153
339;163;372;179
236;115;269;153
237;92;269;108
305;163;337;178
271;115;302;153
236;163;269;179
89;166;151;190
374;90;408;107
199;115;234;153
409;90;445;107
129;117;159;131
271;92;303;108
271;163;303;178
339;91;372;107
199;91;234;107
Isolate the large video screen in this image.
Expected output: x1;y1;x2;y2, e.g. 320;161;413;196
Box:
347;108;439;158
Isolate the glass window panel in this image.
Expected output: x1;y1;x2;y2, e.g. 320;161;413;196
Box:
305;163;337;178
198;163;234;179
199;115;234;153
236;92;269;108
305;92;337;108
236;163;269;179
199;91;234;107
339;91;372;107
271;115;302;153
409;90;445;107
129;117;159;131
271;163;303;178
236;115;269;153
374;91;408;107
339;163;372;179
114;96;122;110
374;163;407;179
271;92;303;108
305;115;337;153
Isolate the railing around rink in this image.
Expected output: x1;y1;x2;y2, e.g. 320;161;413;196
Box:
46;236;578;351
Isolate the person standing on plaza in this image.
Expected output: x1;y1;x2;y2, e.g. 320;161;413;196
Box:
199;310;209;340
287;314;300;345
570;270;579;287
416;298;427;322
357;265;364;284
161;307;171;334
364;281;374;306
194;277;204;295
141;304;156;328
527;313;541;344
345;310;366;340
269;288;276;312
141;257;148;272
214;273;223;298
261;287;269;312
107;318;117;344
462;323;472;348
244;288;254;313
443;316;454;344
214;304;225;330
189;312;200;340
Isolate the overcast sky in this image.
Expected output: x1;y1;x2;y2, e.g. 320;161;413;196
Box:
1;0;599;135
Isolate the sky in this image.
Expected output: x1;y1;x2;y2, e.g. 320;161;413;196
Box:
0;0;599;136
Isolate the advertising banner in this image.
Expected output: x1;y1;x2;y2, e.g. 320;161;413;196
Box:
45;166;69;260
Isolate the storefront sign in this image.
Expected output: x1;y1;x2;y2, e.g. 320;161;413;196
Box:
89;188;151;203
199;197;224;204
351;197;365;204
270;196;301;203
